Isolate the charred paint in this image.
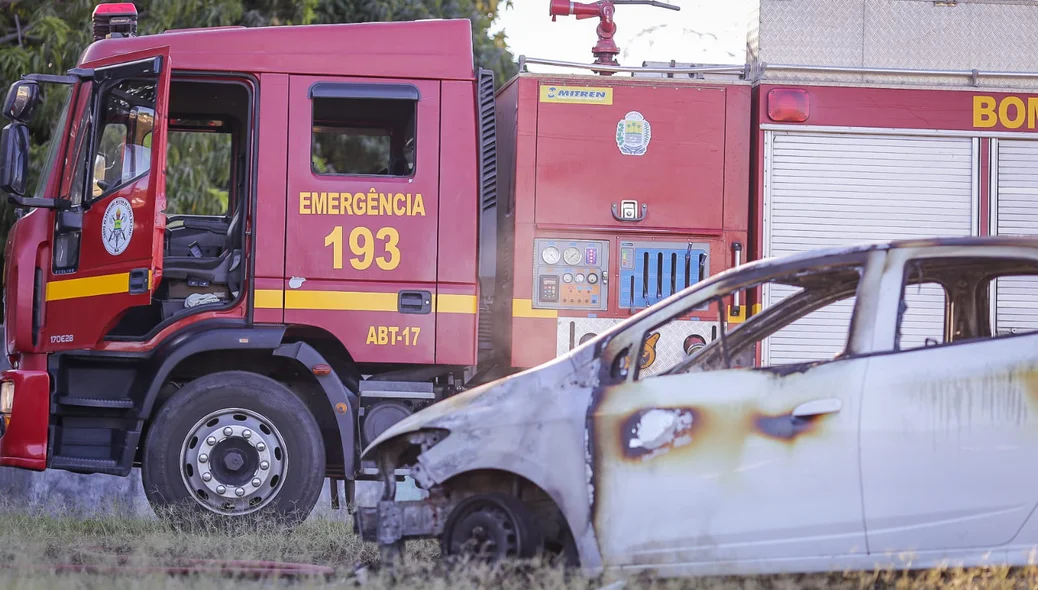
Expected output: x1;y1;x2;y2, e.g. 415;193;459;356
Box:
752;410;827;443
619;407;703;460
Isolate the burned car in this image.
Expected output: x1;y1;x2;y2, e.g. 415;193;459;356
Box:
355;237;1038;576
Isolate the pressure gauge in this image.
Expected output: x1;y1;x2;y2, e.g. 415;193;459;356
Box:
563;247;582;266
541;246;561;265
587;272;599;284
575;273;585;283
562;273;573;283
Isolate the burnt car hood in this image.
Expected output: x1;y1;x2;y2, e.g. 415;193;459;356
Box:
360;345;600;461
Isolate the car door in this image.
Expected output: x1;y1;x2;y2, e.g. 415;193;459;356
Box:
282;75;440;364
588;260;874;570
42;47;172;351
860;250;1038;555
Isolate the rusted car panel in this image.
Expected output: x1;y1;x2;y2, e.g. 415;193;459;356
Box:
359;237;1038;577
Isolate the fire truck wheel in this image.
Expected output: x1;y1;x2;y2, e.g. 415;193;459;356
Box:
141;371;325;529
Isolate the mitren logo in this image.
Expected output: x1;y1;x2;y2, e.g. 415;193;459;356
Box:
973;95;1038;129
539;85;614;105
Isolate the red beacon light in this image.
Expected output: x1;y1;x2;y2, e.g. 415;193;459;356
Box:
92;3;139;42
767;88;811;123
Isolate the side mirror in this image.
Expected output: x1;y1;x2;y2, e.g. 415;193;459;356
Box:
2;81;40;123
0;122;30;196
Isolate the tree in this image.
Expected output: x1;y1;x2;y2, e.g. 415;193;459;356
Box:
0;0;516;262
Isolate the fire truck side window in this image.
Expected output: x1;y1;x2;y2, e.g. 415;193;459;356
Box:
165;127;232;216
87;78;156;201
310;95;416;177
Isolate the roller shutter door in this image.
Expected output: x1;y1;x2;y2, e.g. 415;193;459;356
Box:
763;131;975;364
993;139;1038;336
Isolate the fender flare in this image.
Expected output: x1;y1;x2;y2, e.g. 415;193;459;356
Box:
138;323;288;417
273;341;358;479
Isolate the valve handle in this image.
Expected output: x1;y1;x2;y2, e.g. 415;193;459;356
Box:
612;0;680;10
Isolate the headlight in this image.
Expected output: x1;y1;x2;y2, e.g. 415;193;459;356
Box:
1;381;13;414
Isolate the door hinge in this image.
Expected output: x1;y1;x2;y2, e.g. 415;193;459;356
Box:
398;290;432;315
128;268;149;295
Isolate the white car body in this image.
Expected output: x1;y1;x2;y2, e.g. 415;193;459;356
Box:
356;237;1038;577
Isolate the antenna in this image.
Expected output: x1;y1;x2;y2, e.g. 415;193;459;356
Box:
548;0;680;73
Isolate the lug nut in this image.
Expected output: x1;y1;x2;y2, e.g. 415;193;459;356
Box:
235;487;245;497
198;454;208;464
252;478;262;488
260;461;269;471
256;442;266;452
206;436;217;446
243;430;252;439
216;485;226;494
202;472;212;482
223;427;233;437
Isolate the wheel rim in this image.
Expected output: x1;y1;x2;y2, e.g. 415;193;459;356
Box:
179;407;288;515
446;501;521;560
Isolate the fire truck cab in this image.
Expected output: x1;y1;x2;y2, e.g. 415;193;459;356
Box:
0;1;749;526
0;4;491;523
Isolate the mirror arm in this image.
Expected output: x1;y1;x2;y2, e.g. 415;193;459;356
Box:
22;73;78;85
6;195;70;210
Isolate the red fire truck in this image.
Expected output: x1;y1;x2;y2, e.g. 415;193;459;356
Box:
0;0;1036;525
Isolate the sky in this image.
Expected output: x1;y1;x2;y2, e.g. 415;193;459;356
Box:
490;0;757;73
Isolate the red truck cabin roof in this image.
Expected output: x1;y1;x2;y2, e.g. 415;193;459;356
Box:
78;18;476;81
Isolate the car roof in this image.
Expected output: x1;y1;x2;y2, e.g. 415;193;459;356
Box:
751;235;1038;272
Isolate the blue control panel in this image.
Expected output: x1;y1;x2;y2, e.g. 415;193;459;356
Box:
619;241;710;309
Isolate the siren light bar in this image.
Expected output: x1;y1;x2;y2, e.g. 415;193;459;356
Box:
92;3;139;42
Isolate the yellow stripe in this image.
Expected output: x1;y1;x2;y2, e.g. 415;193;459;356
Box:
46;272;131;302
512;298;557;319
254;289;284;309
286;290;398;312
434;294;478;314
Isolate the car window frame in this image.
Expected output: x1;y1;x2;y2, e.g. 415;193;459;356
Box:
868;245;1038;356
598;249;878;385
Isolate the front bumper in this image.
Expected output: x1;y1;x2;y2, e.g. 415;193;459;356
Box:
0;369;51;469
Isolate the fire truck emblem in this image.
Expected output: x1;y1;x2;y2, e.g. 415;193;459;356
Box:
101;197;134;256
616;111;651;156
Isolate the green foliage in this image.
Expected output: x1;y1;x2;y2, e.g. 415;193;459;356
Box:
0;0;516;260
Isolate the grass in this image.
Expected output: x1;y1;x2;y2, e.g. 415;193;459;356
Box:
0;504;1036;589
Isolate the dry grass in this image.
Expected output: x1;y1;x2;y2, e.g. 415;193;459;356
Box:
0;504;1036;589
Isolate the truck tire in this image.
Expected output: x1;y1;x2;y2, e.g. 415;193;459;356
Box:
141;371;325;529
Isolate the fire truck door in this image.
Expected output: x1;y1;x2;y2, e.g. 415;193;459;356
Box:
283;76;440;364
42;48;171;351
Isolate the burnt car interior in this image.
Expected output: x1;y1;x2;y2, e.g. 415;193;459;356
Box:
107;79;251;339
627;252;1038;379
653;263;865;376
895;255;1038;350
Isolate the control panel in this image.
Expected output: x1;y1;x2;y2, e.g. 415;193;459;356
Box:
533;238;610;310
619;240;710;309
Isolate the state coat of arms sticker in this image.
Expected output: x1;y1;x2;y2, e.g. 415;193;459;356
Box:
101;197;134;256
616;111;652;156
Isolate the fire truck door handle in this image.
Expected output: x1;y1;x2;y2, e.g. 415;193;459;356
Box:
128;268;149;295
398;290;432;315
